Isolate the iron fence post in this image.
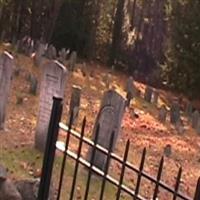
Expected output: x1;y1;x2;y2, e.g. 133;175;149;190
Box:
37;97;63;200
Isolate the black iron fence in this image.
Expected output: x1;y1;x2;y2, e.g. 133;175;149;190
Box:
37;97;200;200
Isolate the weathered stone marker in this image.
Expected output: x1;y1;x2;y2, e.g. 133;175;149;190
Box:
34;43;47;67
58;48;68;64
185;102;193;118
158;105;167;123
87;90;125;171
0;51;14;130
192;110;199;129
68;85;81;125
144;86;153;103
170;102;180;124
46;45;57;60
35;61;67;151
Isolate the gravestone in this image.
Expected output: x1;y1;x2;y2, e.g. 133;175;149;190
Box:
158;105;167;123
144;86;153;103
68;85;81;125
35;61;67;151
34;43;47;67
87;90;125;171
46;45;57;60
152;90;159;105
28;75;38;95
186;102;193;118
196;118;200;134
170;102;180;124
164;144;172;157
0;51;14;130
102;73;112;89
192;110;199;129
69;51;77;71
125;76;135;107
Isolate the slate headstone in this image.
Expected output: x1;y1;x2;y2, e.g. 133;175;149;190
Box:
0;51;14;130
87;90;125;171
144;86;153;103
35;61;67;151
158;105;167;123
185;102;193;118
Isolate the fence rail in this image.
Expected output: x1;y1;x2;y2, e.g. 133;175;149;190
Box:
37;97;200;200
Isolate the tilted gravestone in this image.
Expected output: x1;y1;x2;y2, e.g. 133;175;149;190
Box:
170;102;180;124
158;105;167;123
87;90;125;171
192;110;199;129
152;90;159;105
68;85;81;125
125;76;135;107
35;61;67;151
144;86;153;103
0;51;14;130
69;51;77;71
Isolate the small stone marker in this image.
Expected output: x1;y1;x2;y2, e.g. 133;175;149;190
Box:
68;85;81;125
28;74;38;95
87;90;125;171
192;110;199;129
170;102;180;124
158;105;167;123
185;102;193;118
0;51;14;130
69;51;77;71
164;144;172;157
35;60;67;151
152;90;159;105
46;44;57;60
144;86;153;103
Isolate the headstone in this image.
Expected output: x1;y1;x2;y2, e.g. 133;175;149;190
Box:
185;102;193;118
35;61;67;151
87;90;125;171
152;90;159;105
46;45;57;60
158;105;167;123
0;51;14;130
170;102;180;124
196;117;200;134
34;43;47;67
29;75;38;95
164;144;172;157
125;76;135;107
69;51;77;71
102;73;112;89
68;85;81;125
192;110;199;129
144;86;153;103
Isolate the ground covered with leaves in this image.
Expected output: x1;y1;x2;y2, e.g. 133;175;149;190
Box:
0;44;200;200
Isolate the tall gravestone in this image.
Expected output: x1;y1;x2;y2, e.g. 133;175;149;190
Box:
152;90;159;105
35;61;67;151
34;43;47;67
68;85;81;125
87;90;125;171
186;102;193;118
0;51;14;130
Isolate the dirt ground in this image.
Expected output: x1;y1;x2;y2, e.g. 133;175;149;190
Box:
0;43;200;199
